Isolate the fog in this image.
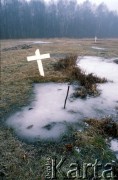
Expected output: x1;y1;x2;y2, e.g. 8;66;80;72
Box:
1;0;118;39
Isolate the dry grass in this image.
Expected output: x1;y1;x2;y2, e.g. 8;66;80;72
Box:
0;38;118;179
74;117;118;167
74;118;118;163
74;129;116;166
84;118;118;138
0;126;41;179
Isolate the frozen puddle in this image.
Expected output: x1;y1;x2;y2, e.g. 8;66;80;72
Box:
92;46;106;50
78;56;118;119
110;139;118;159
7;83;83;140
21;40;51;44
6;56;118;141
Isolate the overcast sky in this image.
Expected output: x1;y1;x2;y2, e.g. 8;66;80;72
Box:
44;0;118;12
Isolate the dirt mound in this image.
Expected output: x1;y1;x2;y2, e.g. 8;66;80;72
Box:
2;44;32;51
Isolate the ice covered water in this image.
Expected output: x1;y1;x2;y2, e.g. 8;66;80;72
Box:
78;56;118;82
6;83;82;140
110;139;118;159
77;56;118;118
22;40;51;44
92;46;106;50
6;56;118;140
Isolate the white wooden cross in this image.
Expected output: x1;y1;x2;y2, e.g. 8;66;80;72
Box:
27;49;50;76
95;36;97;43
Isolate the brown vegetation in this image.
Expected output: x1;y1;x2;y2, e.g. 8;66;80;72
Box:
54;55;107;98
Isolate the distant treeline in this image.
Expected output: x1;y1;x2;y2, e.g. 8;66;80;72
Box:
1;0;118;39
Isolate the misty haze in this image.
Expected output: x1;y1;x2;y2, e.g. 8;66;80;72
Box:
1;0;118;38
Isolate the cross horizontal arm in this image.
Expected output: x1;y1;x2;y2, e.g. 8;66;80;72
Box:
27;54;50;61
40;54;50;60
27;55;41;61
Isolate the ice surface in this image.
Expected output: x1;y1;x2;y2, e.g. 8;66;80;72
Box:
21;40;51;44
92;46;106;50
78;56;118;115
110;139;118;159
7;83;83;140
110;139;118;151
6;56;118;140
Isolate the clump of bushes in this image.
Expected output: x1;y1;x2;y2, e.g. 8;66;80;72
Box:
70;66;106;97
54;55;107;98
53;55;77;71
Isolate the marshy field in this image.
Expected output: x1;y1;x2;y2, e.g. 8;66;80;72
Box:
0;38;118;179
